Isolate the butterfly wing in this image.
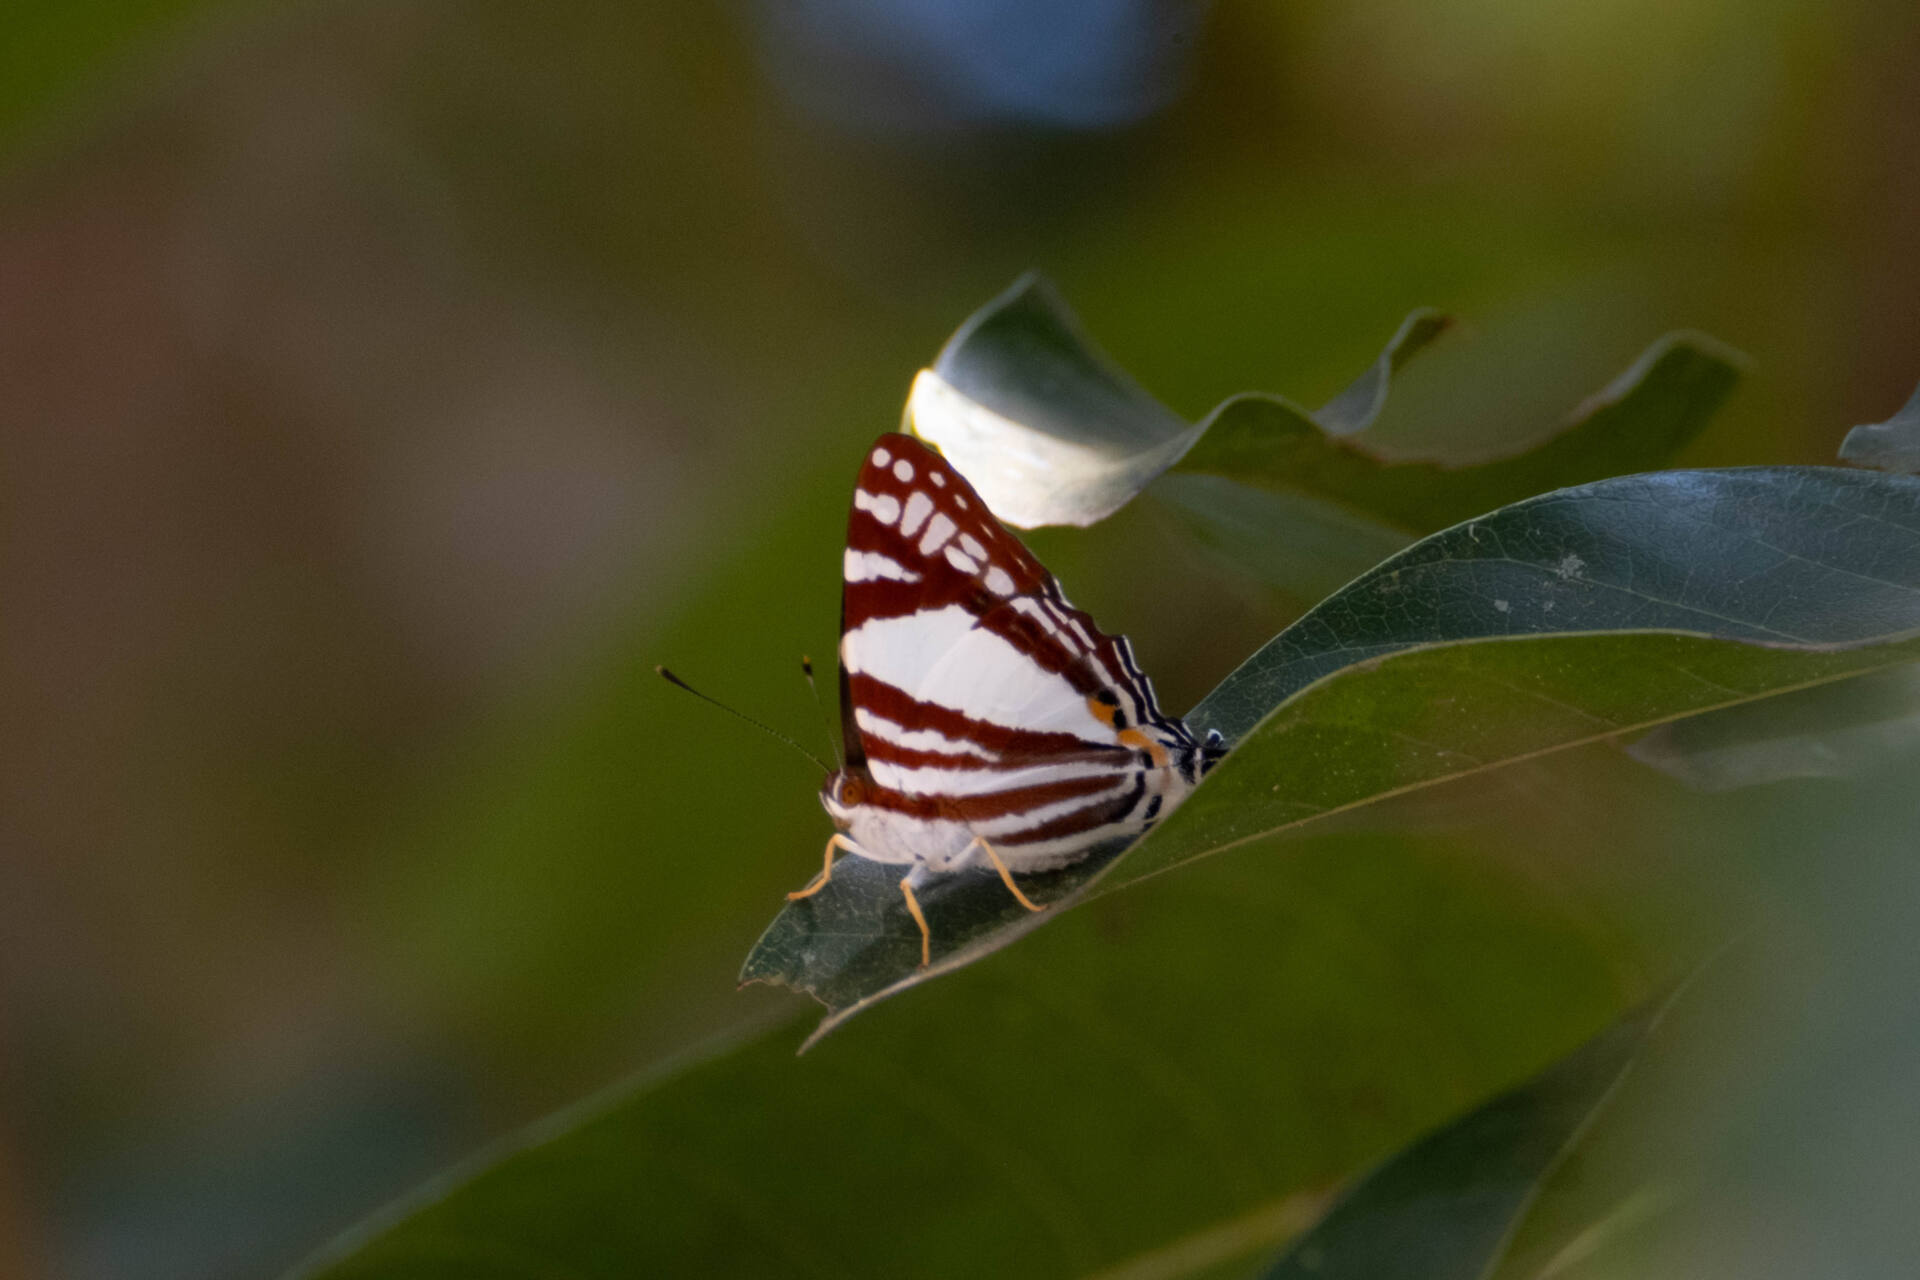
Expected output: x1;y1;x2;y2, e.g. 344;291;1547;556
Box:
836;433;1197;864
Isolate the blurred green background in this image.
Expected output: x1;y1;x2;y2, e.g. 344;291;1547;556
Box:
3;2;1918;1277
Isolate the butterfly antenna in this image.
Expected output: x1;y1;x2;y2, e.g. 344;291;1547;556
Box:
801;655;843;771
655;666;829;773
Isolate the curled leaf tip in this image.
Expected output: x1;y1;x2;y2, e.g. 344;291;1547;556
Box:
909;273;1452;529
1840;379;1920;474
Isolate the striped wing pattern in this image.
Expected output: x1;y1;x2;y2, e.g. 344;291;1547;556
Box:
822;433;1211;874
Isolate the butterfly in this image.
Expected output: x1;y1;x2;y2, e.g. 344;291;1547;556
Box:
788;432;1224;965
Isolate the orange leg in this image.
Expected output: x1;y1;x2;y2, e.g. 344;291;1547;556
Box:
788;833;861;901
900;876;932;967
970;837;1045;913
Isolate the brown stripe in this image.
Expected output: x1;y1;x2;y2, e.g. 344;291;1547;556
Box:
974;603;1104;691
998;773;1148;846
952;771;1133;824
858;768;1136;824
846;576;1132;705
843;508;1046;619
849;674;1128;763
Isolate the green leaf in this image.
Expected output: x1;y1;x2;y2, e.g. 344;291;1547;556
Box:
1260;994;1671;1280
1150;471;1418;604
1179;467;1919;741
747;467;1920;1037
1626;661;1920;792
292;825;1633;1280
1838;379;1920;474
904;274;1195;529
1174;331;1745;537
1309;311;1459;438
905;275;1740;542
1153;335;1742;603
905;274;1451;528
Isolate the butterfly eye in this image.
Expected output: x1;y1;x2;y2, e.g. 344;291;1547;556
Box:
840;777;866;806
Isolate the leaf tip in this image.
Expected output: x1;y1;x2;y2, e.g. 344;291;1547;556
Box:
1838;379;1920;474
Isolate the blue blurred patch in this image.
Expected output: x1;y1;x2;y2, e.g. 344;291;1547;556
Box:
753;0;1210;132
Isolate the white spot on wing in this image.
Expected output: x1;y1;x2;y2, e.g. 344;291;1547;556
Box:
930;472;946;487
945;545;980;573
859;492;900;524
919;512;957;554
959;534;987;559
844;549;921;583
872;446;891;466
893;458;914;482
986;566;1015;595
900;491;934;538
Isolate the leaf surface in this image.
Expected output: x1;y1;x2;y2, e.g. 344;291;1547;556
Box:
1175;332;1743;538
907;275;1739;539
748;467;1920;1031
1261;995;1669;1280
1626;661;1920;792
1839;380;1920;474
905;274;1450;528
294;826;1631;1280
291;449;1920;1280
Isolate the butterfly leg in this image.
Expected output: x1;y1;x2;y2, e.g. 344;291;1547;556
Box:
899;873;932;967
787;833;860;901
969;837;1045;913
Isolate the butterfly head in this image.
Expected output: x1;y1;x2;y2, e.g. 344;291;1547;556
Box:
819;769;870;829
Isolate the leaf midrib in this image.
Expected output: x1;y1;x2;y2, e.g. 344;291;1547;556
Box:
1093;637;1920;901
